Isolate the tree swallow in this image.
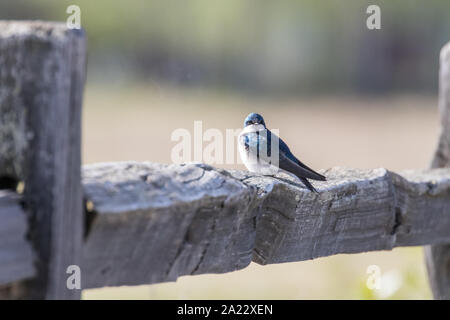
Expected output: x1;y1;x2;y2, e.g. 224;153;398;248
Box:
238;113;326;192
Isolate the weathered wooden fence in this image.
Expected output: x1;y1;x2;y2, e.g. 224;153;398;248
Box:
0;21;449;300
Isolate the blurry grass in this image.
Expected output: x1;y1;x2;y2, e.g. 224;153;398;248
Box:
82;82;439;171
81;82;437;299
83;248;431;300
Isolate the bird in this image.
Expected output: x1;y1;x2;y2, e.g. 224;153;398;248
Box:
238;112;326;192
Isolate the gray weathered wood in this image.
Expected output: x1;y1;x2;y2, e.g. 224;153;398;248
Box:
82;162;257;289
431;42;450;169
0;21;86;299
81;162;450;289
425;41;450;300
0;191;35;286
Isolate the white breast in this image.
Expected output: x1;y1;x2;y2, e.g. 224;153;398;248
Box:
238;125;279;175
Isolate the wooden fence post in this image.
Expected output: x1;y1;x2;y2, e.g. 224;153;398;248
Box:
0;21;86;299
425;42;450;299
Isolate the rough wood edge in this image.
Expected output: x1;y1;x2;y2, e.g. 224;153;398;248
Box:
81;162;450;289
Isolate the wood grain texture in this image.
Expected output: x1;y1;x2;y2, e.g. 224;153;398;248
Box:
0;191;35;286
425;41;450;300
82;162;257;289
82;162;450;289
0;21;86;299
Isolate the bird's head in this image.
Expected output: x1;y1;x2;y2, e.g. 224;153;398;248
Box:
244;113;266;128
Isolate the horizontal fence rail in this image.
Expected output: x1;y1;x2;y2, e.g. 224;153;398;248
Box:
2;164;450;290
81;163;450;289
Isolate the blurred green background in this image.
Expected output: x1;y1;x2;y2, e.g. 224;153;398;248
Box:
1;0;448;299
2;0;450;95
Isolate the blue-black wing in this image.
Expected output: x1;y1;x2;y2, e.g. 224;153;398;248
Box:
268;130;326;181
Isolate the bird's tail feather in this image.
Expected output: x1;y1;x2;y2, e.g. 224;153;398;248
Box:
300;177;318;193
